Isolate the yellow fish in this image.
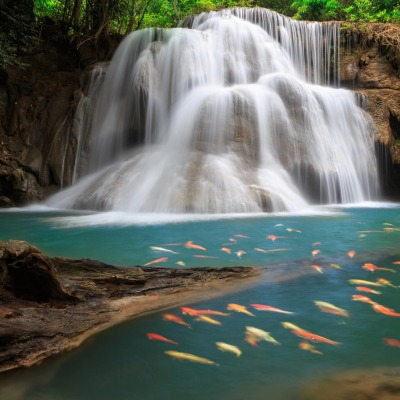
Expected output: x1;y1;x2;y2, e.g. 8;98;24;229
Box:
165;351;218;366
314;301;349;317
329;263;342;269
299;341;323;355
196;315;222;326
227;303;255;316
216;342;242;357
348;279;383;287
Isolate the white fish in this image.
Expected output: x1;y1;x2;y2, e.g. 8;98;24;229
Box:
245;326;281;346
216;342;242;357
149;246;179;254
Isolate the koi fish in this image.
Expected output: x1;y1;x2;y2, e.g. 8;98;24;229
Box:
245;332;259;347
372;303;400;317
392;261;400;265
164;351;218;366
144;257;168;266
176;261;186;267
185;241;206;251
312;250;320;257
281;322;304;331
355;286;381;295
193;255;219;259
348;279;383;287
216;342;242;357
235;250;246;258
197;310;230;316
227;303;255;316
311;264;323;273
196;315;222;325
149;246;179;254
384;338;400;348
254;248;290;253
312;242;321;246
162;313;191;328
234;234;250;238
267;235;289;241
299;341;323;355
251;303;295;314
290;329;341;346
347;250;356;258
275;224;284;227
376;278;398;288
329;263;342;269
245;326;281;346
314;301;349;317
286;228;301;233
362;263;396;273
146;333;178;345
180;307;200;317
220;247;231;254
352;294;376;304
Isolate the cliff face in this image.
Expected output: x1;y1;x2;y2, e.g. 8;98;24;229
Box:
339;23;400;198
0;22;399;207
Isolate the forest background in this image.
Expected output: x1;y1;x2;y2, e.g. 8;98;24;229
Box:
0;0;399;67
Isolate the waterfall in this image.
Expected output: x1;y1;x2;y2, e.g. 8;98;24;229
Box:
47;8;379;213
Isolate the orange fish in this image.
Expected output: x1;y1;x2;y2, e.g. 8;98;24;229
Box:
393;261;400;265
235;250;246;258
362;263;396;273
311;249;320;257
347;250;356;258
234;234;250;238
377;278;398;287
311;264;323;273
352;294;376;304
220;247;232;254
355;286;381;295
251;303;294;314
146;332;178;345
162;313;192;328
384;338;400;348
227;303;255;316
193;255;218;259
299;341;323;355
180;307;201;317
267;235;277;241
372;303;400;317
144;257;168;266
245;332;259;347
185;241;206;251
290;329;341;346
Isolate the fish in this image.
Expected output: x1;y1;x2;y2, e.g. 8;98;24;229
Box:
355;286;381;295
216;342;242;357
245;326;281;346
348;279;383;287
197;310;230;316
311;249;320;257
299;341;323;355
281;322;304;331
235;250;246;258
347;250;356;258
267;235;289;241
164;350;218;366
220;247;232;254
312;242;321;246
384;338;400;348
251;303;295;314
149;246;179;254
254;248;290;253
352;294;377;304
196;315;222;325
244;332;259;347
180;307;201;317
227;303;255;316
311;264;323;273
162;313;191;328
372;303;400;317
193;255;219;259
234;234;250;238
144;257;168;266
392;261;400;265
329;263;342;269
362;263;396;273
314;301;349;317
286;228;301;233
185;241;206;251
275;224;284;227
175;261;186;267
290;329;341;346
146;333;178;345
376;278;398;288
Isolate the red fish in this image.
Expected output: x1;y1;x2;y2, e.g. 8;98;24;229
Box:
220;247;231;254
372;303;400;317
185;241;206;251
355;286;381;295
162;313;192;328
311;249;320;257
251;303;294;314
144;257;168;266
146;333;178;345
290;329;341;346
311;264;323;273
193;255;218;259
347;250;356;258
362;263;395;273
180;307;200;317
384;338;400;348
352;294;376;304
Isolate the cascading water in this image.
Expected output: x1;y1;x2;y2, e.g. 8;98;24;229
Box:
47;8;380;213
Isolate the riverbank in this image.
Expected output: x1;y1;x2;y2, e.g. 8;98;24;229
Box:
0;240;260;373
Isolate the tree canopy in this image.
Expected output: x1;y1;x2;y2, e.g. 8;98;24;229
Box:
1;0;399;67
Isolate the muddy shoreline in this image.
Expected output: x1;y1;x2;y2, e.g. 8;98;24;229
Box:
0;240;260;373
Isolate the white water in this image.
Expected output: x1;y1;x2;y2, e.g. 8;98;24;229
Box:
48;8;379;213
